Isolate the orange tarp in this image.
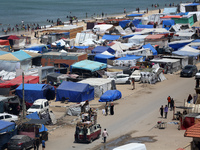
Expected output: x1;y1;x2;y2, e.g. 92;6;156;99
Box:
160;15;182;19
145;34;165;40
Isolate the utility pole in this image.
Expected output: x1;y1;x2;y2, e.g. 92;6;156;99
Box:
22;72;25;119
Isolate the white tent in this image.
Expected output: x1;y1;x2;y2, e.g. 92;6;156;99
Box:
101;51;114;56
93;24;113;34
128;35;148;45
78;78;112;97
52;39;66;46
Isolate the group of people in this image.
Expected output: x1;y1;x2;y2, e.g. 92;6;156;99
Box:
159;96;175;119
104;102;114;116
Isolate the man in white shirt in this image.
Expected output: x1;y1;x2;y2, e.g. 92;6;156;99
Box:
102;128;109;143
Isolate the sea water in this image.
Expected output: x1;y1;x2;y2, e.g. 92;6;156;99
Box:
0;0;187;35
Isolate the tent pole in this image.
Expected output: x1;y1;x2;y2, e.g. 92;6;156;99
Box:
22;72;25;119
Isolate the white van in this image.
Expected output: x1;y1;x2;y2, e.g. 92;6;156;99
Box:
113;143;147;150
27;99;49;115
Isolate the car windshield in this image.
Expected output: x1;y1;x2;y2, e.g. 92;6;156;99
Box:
30;105;40;109
184;66;193;69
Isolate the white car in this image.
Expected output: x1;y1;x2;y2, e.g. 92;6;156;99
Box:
27;99;49;115
130;70;141;82
0;113;18;122
109;74;130;84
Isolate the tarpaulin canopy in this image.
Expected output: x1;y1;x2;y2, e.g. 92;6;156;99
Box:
136;24;153;28
0;120;15;133
102;35;120;41
168;40;193;51
0;75;39;88
99;90;122;102
127;14;143;17
185;3;200;6
172;45;200;56
56;81;94;102
116;55;142;60
16;84;55;103
162;20;175;30
71;60;107;72
142;43;157;55
0;50;9;55
0;40;10;46
163;7;178;15
92;46;115;54
94;54;115;63
119;20;131;28
74;46;89;49
7;35;20;40
0;50;31;61
25;45;48;53
145;34;165;40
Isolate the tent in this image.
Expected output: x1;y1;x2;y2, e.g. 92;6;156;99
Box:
119;20;131;28
56;81;94;102
172;45;200;56
92;46;115;54
99;90;122;102
128;35;148;45
0;40;10;46
25;45;48;53
47;72;63;85
136;24;153;28
113;55;143;67
79;78;113;97
127;14;143;17
142;43;157;55
168;40;193;51
16;84;55;103
102;35;120;41
71;60;107;72
94;54;115;63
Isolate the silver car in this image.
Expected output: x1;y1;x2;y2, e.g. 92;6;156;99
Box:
0;113;18;122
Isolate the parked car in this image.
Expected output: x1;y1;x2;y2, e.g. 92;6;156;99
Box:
27;99;49;115
108;74;130;84
129;70;141;82
0;113;18;122
180;65;198;77
74;123;101;143
7;135;34;150
113;143;147;150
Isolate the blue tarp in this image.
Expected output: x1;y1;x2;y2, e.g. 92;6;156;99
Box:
12;50;31;61
74;46;89;49
185;3;200;6
143;43;158;55
94;54;115;63
127;14;143;17
191;39;200;43
102;35;120;41
56;81;94;102
136;24;153;28
71;60;107;72
16;84;55;103
99;90;122;102
0;51;9;56
119;20;131;28
163;7;177;14
92;46;115;54
162;20;175;30
26;112;48;132
25;45;48;53
0;120;15;133
132;19;142;26
168;41;192;51
116;55;142;60
176;12;189;15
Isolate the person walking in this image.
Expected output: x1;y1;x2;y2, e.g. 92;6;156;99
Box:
102;128;109;143
105;102;108;116
42;139;45;150
110;102;114;115
167;96;171;108
170;98;174;111
164;105;168;119
159;105;164;118
131;78;135;90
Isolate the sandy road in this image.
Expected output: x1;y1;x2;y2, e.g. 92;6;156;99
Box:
46;72;196;150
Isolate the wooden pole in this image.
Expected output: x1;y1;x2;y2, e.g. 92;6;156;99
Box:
22;72;25;119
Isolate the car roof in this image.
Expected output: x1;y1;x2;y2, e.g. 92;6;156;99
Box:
117;74;129;76
34;99;47;104
11;135;27;140
0;112;13;116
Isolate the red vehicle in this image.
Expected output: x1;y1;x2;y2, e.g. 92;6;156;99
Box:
74;122;101;143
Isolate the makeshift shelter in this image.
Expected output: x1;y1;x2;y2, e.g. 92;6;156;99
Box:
168;40;193;50
93;24;113;34
99;90;122;102
119;20;132;28
162;20;175;30
16;84;55;103
75;33;96;45
92;46;115;54
0;50;32;72
107;66;132;75
128;35;148;45
172;15;194;26
110;41;129;57
79;78;113;97
163;7;177;15
102;35;120;41
0;40;10;46
185;3;200;12
144;34;168;48
113;55;143;67
142;43;157;55
136;24;153;28
25;45;48;53
94;54;115;64
173;30;195;40
56;81;94;102
46;72;63;85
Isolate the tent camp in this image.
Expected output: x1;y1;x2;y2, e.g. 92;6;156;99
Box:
92;46;115;54
102;35;120;41
79;78;113;97
113;55;143;67
56;81;94;102
99;90;122;102
16;84;55;103
142;43;158;55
